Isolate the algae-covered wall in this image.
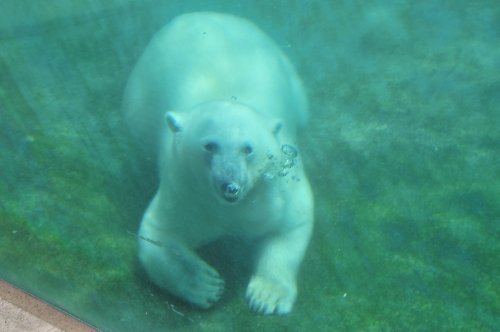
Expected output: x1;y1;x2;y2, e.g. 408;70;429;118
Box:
0;0;498;331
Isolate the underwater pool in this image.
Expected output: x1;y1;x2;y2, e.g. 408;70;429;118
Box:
0;0;498;331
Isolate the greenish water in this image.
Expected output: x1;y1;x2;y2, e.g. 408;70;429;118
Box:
0;0;498;331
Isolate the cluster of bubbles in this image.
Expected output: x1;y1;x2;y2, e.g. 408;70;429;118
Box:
263;144;301;181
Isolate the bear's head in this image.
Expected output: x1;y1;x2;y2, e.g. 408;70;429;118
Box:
165;101;282;204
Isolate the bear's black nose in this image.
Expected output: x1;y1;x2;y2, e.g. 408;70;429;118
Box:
222;182;240;202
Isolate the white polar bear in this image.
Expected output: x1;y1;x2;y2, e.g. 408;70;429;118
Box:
123;12;314;315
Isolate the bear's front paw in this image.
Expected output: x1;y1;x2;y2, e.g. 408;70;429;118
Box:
245;275;297;315
179;263;225;309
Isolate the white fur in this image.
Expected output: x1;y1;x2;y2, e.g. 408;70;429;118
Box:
124;12;313;315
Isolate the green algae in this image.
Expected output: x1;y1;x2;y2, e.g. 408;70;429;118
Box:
0;1;499;331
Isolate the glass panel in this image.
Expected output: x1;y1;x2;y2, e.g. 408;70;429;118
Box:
1;1;498;331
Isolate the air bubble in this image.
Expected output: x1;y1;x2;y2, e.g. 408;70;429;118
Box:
281;144;298;158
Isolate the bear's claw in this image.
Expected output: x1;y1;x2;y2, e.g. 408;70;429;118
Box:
245;275;296;315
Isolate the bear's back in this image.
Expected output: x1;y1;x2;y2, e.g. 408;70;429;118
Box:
124;12;308;153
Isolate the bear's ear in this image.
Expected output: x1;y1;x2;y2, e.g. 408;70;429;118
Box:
165;111;183;133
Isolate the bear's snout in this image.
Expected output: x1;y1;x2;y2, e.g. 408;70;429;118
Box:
221;181;241;203
210;153;248;203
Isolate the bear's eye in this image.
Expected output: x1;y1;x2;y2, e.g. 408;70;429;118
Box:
203;142;218;153
242;144;253;156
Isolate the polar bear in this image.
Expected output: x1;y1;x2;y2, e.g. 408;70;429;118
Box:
123;12;313;315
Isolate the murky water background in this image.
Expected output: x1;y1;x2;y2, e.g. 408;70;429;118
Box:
0;1;498;331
